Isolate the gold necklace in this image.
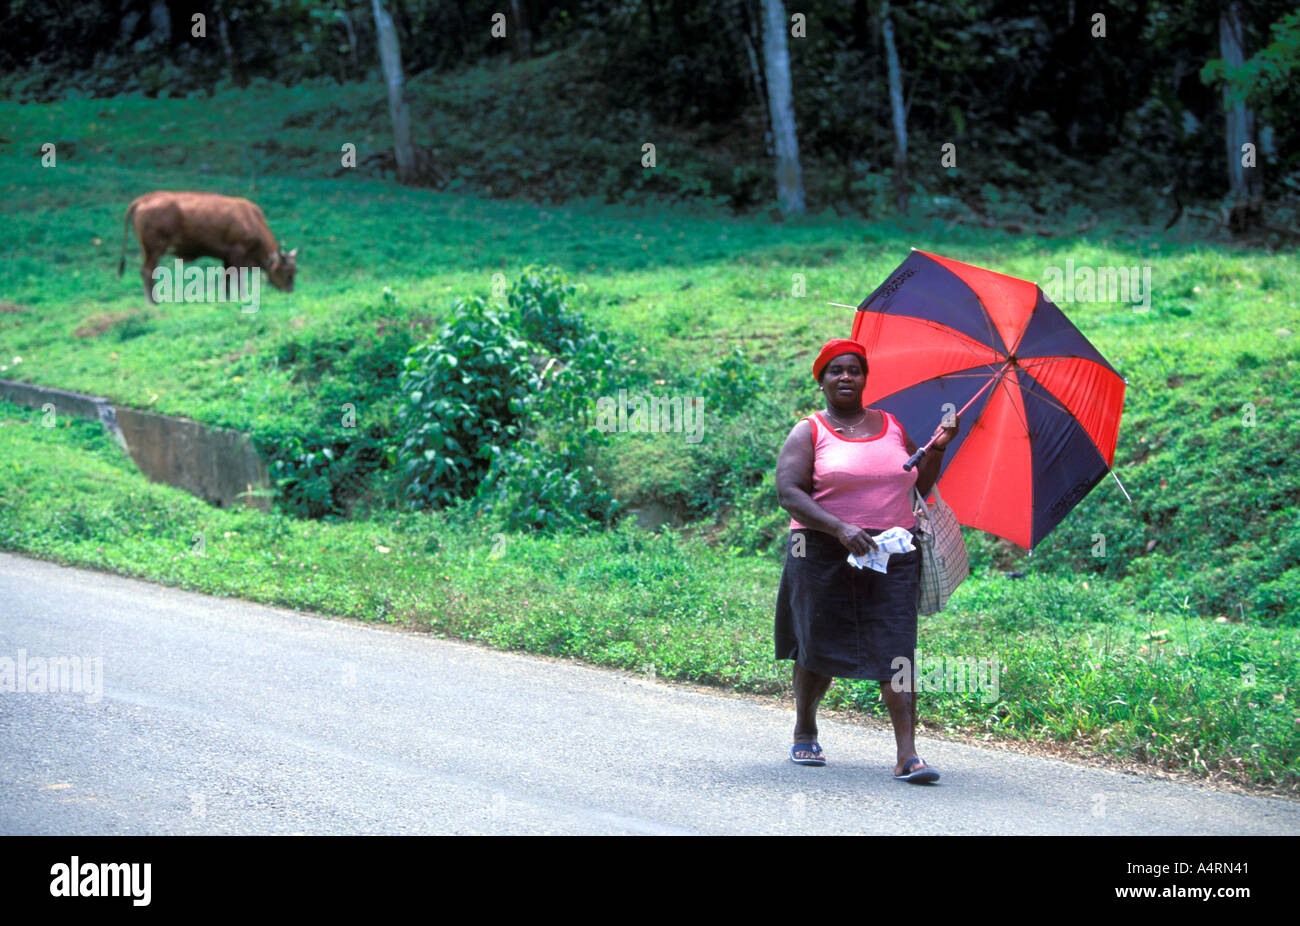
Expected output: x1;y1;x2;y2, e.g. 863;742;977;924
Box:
825;407;870;434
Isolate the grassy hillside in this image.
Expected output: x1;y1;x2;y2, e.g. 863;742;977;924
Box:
3;88;1297;597
1;78;1297;791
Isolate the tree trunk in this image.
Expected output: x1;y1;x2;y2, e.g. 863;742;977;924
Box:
761;0;805;215
212;0;240;87
371;0;415;183
149;0;171;47
739;0;772;158
882;1;908;215
1218;1;1258;204
735;0;763;102
510;0;532;59
117;1;142;46
337;8;360;81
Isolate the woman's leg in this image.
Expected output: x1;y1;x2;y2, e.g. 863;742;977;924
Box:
793;662;833;756
878;548;931;776
879;680;930;776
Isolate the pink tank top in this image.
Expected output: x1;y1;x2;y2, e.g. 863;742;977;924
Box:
789;410;919;531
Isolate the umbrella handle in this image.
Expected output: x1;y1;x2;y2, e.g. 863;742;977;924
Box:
900;362;1008;471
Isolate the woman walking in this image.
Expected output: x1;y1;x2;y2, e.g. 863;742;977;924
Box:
774;338;957;782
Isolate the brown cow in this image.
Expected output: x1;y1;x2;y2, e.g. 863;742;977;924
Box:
118;191;298;302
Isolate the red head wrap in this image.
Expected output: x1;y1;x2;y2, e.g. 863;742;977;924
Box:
812;338;868;382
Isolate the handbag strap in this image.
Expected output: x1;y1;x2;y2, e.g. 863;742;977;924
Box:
913;483;948;509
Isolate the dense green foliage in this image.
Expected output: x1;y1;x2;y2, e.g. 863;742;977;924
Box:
473;268;622;532
259;289;415;519
1203;9;1300;132
2;90;1296;617
397;265;621;531
505;265;592;356
398;295;538;508
3;0;1297;224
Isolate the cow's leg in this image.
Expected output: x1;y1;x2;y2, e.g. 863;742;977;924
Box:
224;245;248;301
140;248;165;304
221;261;237;301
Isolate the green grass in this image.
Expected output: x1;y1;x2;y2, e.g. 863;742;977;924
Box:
1;81;1298;793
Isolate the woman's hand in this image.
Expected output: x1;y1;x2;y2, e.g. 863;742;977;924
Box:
836;523;880;556
930;412;962;450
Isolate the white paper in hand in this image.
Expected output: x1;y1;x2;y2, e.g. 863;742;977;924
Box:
846;526;916;573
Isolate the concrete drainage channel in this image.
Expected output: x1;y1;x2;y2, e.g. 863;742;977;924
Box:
0;377;688;529
0;377;271;511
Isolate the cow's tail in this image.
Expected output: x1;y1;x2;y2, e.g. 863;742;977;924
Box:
118;200;138;277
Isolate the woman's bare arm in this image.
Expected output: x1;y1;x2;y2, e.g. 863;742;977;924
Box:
775;418;878;555
901;416;959;498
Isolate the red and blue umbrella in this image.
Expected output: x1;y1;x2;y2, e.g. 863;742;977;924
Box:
846;249;1128;552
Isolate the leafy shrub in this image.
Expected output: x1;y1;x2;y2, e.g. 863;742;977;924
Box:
685;347;788;523
726;471;788;557
474;437;619;533
506;265;589;356
258;308;415;519
397;297;538;510
472;267;622;532
695;345;764;416
261;268;622;526
267;434;337;518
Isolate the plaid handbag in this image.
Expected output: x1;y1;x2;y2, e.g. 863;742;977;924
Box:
911;485;969;615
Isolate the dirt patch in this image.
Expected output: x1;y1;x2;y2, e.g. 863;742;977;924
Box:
74;311;134;338
0;302;27;314
222;338;258;365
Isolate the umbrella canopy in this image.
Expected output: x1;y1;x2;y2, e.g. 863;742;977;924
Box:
848;249;1127;552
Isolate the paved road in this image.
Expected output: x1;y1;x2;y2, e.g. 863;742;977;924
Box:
1;552;1296;835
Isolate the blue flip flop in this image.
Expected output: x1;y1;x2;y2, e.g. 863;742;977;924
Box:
790;742;826;766
894;757;940;783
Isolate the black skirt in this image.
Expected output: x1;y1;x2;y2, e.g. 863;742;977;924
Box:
774;528;922;681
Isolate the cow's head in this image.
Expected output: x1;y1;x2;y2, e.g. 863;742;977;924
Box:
266;247;299;292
